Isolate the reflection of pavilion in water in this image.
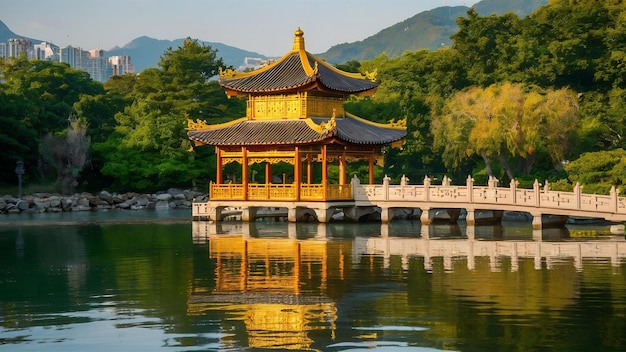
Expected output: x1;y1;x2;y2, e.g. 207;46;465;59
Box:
189;221;352;350
189;221;626;349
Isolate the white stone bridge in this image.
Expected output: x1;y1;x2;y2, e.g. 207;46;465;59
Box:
193;175;626;227
354;175;626;228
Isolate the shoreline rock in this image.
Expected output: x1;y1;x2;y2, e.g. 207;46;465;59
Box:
0;188;206;214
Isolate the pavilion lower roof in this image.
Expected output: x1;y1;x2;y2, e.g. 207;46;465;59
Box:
188;116;406;147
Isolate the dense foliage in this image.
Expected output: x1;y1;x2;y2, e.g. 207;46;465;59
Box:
0;1;624;194
353;0;626;191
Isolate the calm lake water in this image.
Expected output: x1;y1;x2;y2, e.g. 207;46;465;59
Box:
1;210;625;351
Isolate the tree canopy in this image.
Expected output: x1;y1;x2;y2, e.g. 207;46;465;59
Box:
1;1;625;194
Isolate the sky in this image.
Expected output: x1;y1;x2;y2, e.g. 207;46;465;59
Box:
3;0;475;56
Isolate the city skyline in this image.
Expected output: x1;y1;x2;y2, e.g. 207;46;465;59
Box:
3;0;474;56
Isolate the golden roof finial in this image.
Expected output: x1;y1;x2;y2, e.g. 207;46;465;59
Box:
293;27;305;51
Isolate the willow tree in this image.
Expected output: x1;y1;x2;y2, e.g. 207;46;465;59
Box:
432;82;579;180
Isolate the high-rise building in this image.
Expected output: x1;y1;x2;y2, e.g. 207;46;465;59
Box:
8;38;32;58
2;38;134;83
33;42;57;61
59;45;88;69
0;42;7;60
86;49;112;82
108;55;135;76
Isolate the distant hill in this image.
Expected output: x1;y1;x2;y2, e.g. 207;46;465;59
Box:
107;36;268;73
0;20;46;47
319;0;548;64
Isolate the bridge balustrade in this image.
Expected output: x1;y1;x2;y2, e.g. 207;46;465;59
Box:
351;175;626;220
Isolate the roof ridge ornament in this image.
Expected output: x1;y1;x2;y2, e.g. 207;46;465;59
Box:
187;118;210;130
319;115;337;133
219;67;238;79
389;118;407;129
292;27;305;51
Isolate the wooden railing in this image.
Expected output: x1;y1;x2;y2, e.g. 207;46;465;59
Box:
210;182;352;202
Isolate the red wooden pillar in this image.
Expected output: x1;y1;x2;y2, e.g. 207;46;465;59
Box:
322;145;328;199
339;152;346;185
216;147;223;184
368;153;375;185
242;147;248;200
265;162;272;184
307;155;312;184
294;147;301;201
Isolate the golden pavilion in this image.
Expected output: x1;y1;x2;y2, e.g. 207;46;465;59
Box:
188;28;406;222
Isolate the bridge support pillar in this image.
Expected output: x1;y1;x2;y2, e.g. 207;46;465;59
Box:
241;207;258;222
465;209;475;226
420;208;432;225
531;212;543;230
466;224;475;240
288;208;298;222
421;223;431;239
210;206;221;221
314;208;335;223
380;207;393;224
532;228;542;241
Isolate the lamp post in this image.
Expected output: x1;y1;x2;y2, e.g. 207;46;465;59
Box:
15;160;24;199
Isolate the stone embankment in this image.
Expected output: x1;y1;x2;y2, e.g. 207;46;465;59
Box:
0;189;208;214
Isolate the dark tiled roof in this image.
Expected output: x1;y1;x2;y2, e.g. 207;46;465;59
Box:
314;58;378;93
188;119;331;146
220;53;378;94
313;117;406;145
188;117;406;147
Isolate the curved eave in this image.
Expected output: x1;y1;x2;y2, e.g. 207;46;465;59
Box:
188;119;334;147
313;115;406;145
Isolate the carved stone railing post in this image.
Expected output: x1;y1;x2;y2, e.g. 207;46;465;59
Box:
534;179;541;207
574;182;581;209
424;175;431;202
383;174;390;201
351;174;359;199
487;176;498;199
400;174;409;199
611;185;618;213
510;179;518;204
466;175;474;203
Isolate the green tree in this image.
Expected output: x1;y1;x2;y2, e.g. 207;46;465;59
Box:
452;9;522;87
0;91;38;183
0;57;103;184
564;148;626;194
96;39;245;192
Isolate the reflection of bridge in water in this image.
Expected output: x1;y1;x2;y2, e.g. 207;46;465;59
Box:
193;221;626;272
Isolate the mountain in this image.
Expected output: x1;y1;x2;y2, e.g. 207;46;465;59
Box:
0;20;46;46
107;36;268;73
319;0;548;64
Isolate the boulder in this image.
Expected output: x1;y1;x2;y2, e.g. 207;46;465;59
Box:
156;193;173;201
17;200;30;211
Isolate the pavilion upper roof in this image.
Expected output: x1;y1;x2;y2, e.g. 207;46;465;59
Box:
187;114;406;147
219;28;378;96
